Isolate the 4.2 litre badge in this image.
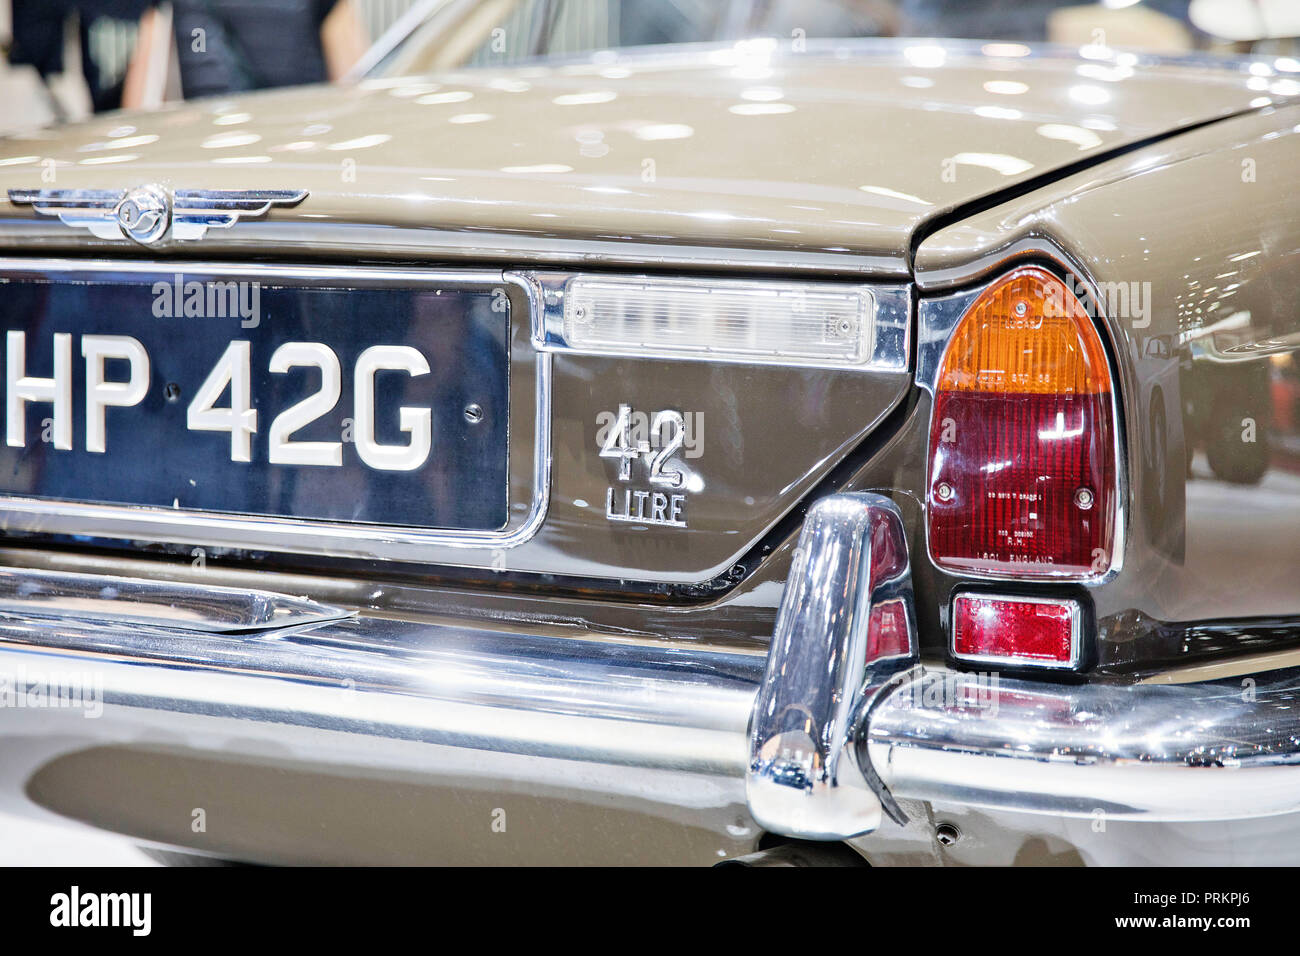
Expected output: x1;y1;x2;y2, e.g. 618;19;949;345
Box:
598;403;691;528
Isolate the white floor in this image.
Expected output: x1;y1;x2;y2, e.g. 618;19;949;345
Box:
0;812;157;866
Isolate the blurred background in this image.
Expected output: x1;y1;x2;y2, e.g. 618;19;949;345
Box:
0;0;412;133
1;0;1298;136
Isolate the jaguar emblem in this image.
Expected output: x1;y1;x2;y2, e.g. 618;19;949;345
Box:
7;186;307;244
113;185;170;245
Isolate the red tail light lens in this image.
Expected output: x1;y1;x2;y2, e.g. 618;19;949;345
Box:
952;593;1081;667
927;267;1117;579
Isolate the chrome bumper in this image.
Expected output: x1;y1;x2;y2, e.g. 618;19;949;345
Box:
0;568;763;864
0;497;1298;863
746;494;1300;840
871;666;1300;823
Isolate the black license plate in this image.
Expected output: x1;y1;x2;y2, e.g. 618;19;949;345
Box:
0;270;510;531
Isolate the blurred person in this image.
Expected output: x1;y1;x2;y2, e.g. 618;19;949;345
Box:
8;0;152;112
123;0;367;107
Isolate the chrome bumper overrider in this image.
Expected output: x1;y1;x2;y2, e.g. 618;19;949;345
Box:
0;496;1297;861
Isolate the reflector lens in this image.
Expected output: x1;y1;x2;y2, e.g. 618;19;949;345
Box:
952;593;1080;667
562;276;875;368
866;597;910;661
927;266;1117;578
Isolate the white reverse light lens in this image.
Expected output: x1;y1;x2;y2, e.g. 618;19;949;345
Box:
561;276;876;368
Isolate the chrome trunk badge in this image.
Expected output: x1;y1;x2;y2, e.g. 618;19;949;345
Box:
7;186;308;244
114;185;170;244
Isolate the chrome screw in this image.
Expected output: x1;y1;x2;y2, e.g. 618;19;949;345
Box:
1074;487;1095;510
935;482;954;502
464;403;484;424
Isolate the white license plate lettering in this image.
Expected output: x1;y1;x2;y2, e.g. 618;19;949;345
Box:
4;334;433;471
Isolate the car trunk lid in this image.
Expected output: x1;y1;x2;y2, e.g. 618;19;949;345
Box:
0;42;1288;271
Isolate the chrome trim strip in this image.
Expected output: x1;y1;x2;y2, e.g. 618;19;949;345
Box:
0;219;908;278
0;566;351;633
0;258;551;562
868;666;1300;821
747;493;919;840
914;236;1094;294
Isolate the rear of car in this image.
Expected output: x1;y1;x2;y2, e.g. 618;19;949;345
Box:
0;30;1298;864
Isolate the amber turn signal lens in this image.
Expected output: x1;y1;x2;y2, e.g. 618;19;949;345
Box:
936;268;1112;396
927;266;1118;579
